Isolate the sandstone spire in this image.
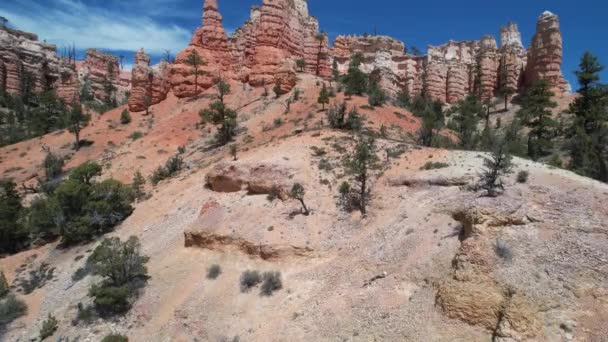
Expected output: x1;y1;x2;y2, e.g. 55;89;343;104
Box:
169;0;234;98
500;22;523;49
129;48;170;112
524;11;568;95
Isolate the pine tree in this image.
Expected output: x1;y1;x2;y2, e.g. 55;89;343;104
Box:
185;50;207;95
66;103;91;151
344;137;380;215
344;52;367;96
517;80;557;160
498;86;516;112
290;183;309;216
0;179;26;254
418;102;444;147
296;59;306;73
131;171;146;201
568;52;608;181
479;132;512;196
317;83;329;110
120;110;131;125
0;270;8;298
200;79;237;145
452;95;482;150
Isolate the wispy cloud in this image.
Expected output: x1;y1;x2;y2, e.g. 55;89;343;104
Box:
0;0;192;55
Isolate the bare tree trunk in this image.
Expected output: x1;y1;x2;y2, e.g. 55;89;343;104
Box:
360;171;367;215
299;199;309;215
194;68;198;94
74;127;80;151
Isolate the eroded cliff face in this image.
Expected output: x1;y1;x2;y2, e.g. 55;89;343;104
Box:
0;26;79;104
78;49;129;104
128;49;170;112
230;0;330;88
331;12;567;104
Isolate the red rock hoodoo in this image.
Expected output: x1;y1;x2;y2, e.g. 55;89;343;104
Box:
128;49;170;112
524;11;568;95
169;0;234;98
229;0;330;88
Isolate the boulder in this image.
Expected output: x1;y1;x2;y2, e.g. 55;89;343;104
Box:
205;162;294;199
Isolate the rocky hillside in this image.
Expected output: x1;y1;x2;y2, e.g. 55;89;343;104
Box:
0;1;606;341
0;73;606;341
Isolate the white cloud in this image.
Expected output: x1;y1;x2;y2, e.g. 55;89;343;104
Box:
0;0;192;55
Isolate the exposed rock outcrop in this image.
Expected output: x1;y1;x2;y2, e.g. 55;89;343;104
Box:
230;0;330;87
206;162;295;199
77;49;129;104
524;11;568;95
0;26;79;104
184;199;313;260
128;49;170;112
333;35;409;95
169;0;234;98
273;59;298;94
331;11;567;103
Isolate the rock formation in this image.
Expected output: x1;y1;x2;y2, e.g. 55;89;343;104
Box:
333;35;408;95
129;49;170;112
0;26;79;104
169;0;234;98
331;11;567;103
524;11;568;95
77;49;128;104
229;0;330;88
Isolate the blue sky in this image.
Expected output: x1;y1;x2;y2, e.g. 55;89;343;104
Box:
1;0;607;88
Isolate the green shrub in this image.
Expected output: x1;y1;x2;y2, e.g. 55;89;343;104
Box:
131;171;146;200
0;294;27;327
128;131;144;140
207;264;222;280
548;154;563;168
368;85;386;107
120;110;131;125
88;236;149;315
327;102;362;131
151;154;184;185
102;334;129;342
516;170;529;183
240;270;261;292
0;179;27;254
70;161;102;185
0;271;8;298
39;313;58;340
420;161;449;170
43;152;64;180
89;284;132;314
260;272;282;296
